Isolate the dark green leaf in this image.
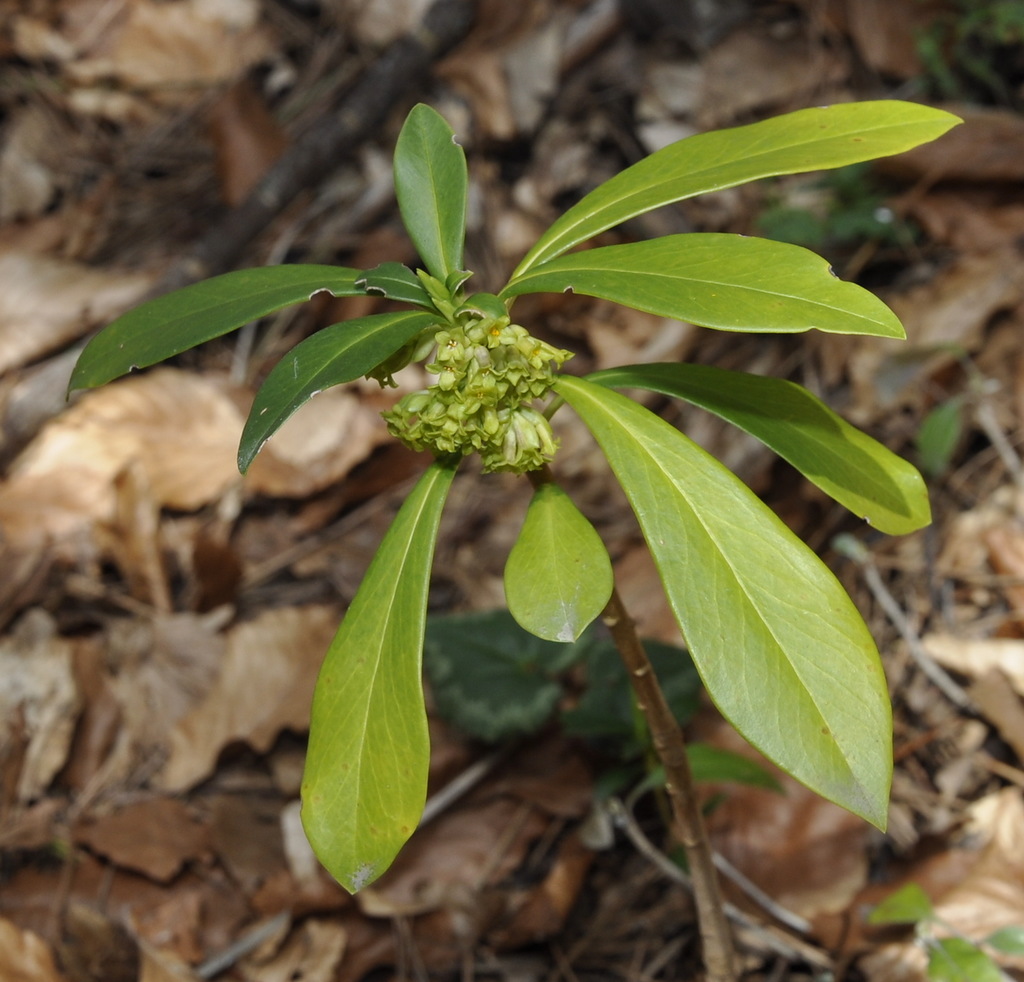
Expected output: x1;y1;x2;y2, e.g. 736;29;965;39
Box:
423;609;582;743
515;101;960;275
504;235;904;338
555;376;893;829
917;397;964;479
239;310;439;472
505;482;613;642
589;363;930;535
70;265;364;392
562;638;701;751
394;104;467;281
686;744;783;791
867;883;935;925
301;460;456;893
357;262;435;308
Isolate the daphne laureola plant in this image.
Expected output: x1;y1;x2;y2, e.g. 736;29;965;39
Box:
71;102;959;908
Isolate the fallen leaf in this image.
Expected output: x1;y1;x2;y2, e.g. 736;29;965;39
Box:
699;716;870;919
157;605;339;792
240;919;346;982
73;797;210;882
861;789;1024;981
247;387;391;499
0;250;155;375
66;0;274;105
0;916;66;982
697;25;846;125
843;0;931;78
0;609;80;804
923;634;1024;695
880;104;1024;183
97;609;231;791
345;0;433;46
0;369;243;553
208;80;288;207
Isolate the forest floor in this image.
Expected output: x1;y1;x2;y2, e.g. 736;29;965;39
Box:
3;1;1024;980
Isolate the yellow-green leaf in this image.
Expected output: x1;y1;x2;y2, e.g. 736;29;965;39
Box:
505;482;613;642
555;376;892;828
301;460;457;892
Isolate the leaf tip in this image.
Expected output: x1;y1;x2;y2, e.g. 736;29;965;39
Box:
345;861;379;893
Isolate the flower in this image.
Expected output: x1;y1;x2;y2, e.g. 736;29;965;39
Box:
379;310;571;474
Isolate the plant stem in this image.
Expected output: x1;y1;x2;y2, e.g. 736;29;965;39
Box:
602;586;738;982
526;465;737;979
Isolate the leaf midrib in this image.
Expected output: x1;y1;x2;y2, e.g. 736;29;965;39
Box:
527;117;935;271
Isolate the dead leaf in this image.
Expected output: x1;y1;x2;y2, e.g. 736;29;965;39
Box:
923;634;1024;695
843;0;932;78
968;670;1024;763
0;106;64;223
247;387;391;498
697;25;846;126
861;789;1024;981
845;250;1024;421
95;609;231;792
699;717;870;920
0;250;155;376
0;609;80;804
209;793;287;892
344;0;433;46
880;104;1024;183
908;188;1024;253
138;942;201;982
0;916;66;982
208;80;288;207
0;369;243;553
240;919;346;982
65;0;274;106
73;797;210;882
156;605;338;792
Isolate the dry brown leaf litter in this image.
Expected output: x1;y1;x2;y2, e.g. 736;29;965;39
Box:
2;0;1024;979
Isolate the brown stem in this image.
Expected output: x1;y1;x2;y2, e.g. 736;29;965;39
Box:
526;466;737;979
602;586;738;982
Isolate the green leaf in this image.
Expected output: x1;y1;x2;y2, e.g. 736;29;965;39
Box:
69;265;364;392
555;376;893;828
394;104;467;281
301;459;457;893
357;262;435;308
423;609;581;743
917;397;965;479
867;883;935;925
238;310;439;472
504;234;903;338
985;926;1024;956
505;482;613;642
589;363;930;535
685;744;783;791
514;101;960;275
562;638;701;750
927;937;1004;982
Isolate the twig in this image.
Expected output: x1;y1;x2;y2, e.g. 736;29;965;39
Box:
834;534;973;711
420;748;507;826
156;0;477;292
601;587;739;982
606;798;832;971
197;910;290;979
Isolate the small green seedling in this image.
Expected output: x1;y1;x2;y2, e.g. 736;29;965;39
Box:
70;101;959;904
869;882;1023;981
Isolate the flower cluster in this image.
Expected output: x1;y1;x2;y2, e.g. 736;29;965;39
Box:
381;306;571;473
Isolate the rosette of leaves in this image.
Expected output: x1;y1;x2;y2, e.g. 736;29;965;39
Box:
71;100;960;892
